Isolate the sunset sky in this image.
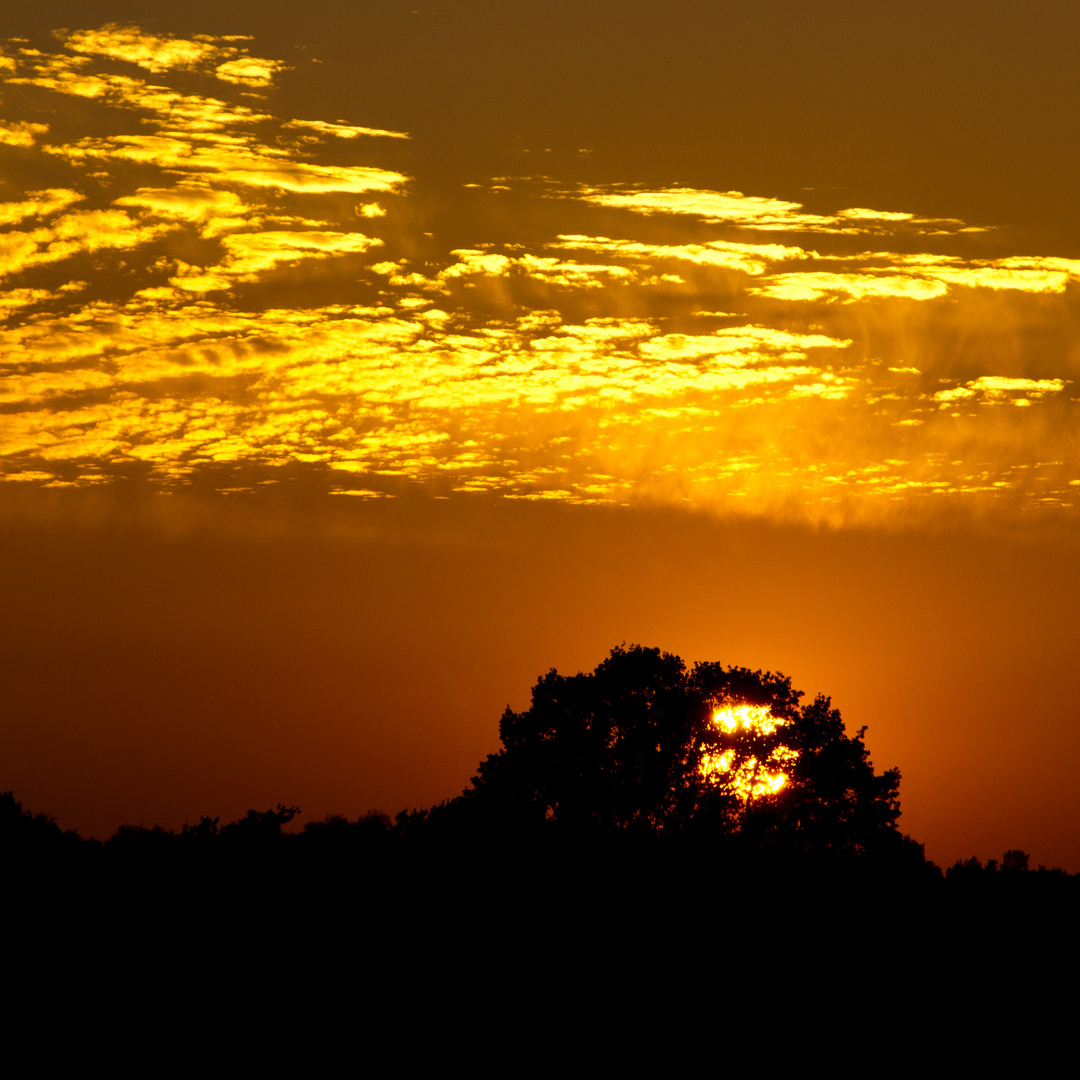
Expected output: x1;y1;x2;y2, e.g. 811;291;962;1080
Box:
4;2;1080;869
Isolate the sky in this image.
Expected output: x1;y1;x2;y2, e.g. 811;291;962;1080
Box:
3;2;1080;868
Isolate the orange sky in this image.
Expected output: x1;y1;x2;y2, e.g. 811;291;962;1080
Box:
3;3;1080;868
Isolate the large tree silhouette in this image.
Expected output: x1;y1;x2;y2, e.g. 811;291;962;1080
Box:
465;645;910;861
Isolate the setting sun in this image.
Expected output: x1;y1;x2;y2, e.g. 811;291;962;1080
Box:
702;704;799;801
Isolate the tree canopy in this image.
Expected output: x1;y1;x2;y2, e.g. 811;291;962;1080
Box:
464;644;910;861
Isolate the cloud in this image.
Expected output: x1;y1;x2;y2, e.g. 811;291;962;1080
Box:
0;209;166;278
0;189;83;226
0;120;48;146
213;57;287;88
61;25;224;74
59;24;288;88
3;22;1080;530
933;377;1067;407
752;271;949;302
552;235;809;276
51;134;406;194
284;119;411;140
576;186;838;231
113;184;248;233
170;230;382;289
8;33;407;200
0;288;57;316
575;185;970;235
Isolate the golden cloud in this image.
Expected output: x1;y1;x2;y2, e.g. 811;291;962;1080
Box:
284;119;411;140
0;119;49;146
113;184;248;232
214;57;287;88
552;235;810;276
577;186;838;231
0;189;83;226
52;134;406;194
752;272;949;302
200;230;382;282
0;210;166;278
575;186;970;235
2;23;1079;529
61;25;224;74
934;377;1067;406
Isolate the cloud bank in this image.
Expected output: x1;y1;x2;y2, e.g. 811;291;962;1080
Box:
2;25;1079;529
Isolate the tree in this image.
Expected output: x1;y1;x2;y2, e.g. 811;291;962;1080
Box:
1;790;88;861
464;645;911;861
220;803;300;847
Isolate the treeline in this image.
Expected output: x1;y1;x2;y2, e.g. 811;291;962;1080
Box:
3;789;1074;891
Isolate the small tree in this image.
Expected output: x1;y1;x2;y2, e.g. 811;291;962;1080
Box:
465;645;909;860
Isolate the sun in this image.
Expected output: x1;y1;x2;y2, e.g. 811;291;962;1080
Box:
700;703;799;801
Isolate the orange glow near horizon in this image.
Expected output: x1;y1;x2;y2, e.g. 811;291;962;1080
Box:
701;704;799;801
